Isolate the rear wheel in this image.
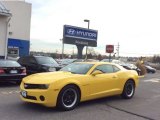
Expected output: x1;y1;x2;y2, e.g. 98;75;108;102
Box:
57;85;80;111
121;80;135;99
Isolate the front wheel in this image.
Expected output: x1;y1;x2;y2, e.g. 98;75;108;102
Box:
121;80;135;99
57;85;80;111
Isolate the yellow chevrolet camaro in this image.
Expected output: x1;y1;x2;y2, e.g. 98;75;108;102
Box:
20;62;139;110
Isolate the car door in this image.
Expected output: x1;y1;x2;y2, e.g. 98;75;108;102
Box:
87;64;120;99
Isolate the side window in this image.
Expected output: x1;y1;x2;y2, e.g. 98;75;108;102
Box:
113;65;120;72
28;57;37;64
17;57;23;64
94;64;114;73
18;57;27;64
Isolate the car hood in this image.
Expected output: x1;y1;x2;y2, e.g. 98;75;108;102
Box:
23;71;80;84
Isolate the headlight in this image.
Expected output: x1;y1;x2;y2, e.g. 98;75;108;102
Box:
24;83;49;89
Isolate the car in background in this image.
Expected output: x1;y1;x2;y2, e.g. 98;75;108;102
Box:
55;59;62;64
74;59;99;62
101;59;112;62
112;59;122;64
121;63;141;75
17;56;62;75
20;62;139;111
59;59;99;66
7;56;20;61
84;59;99;62
145;65;156;73
0;60;26;84
74;59;84;62
60;59;77;66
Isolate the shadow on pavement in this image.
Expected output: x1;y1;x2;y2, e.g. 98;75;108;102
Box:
0;82;19;88
78;95;122;108
20;102;58;113
19;95;122;113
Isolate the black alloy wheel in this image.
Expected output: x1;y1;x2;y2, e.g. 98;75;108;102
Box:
121;80;135;99
57;85;80;111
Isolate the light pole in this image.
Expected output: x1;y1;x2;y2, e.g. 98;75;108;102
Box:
84;19;90;60
60;39;64;59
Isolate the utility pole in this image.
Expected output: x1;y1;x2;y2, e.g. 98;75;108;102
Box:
116;42;120;59
84;19;90;60
60;39;64;59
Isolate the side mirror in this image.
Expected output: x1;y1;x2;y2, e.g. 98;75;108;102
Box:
91;70;103;76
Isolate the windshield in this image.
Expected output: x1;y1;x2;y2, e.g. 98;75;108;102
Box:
0;60;21;67
60;63;94;74
36;57;59;65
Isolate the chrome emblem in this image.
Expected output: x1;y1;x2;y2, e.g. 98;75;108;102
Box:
67;29;76;35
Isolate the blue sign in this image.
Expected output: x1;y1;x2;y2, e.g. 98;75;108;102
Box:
63;25;98;47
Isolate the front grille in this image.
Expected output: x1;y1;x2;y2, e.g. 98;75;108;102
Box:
26;95;37;100
22;94;37;100
24;83;48;89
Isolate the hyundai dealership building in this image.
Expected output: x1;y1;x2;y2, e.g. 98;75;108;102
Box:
0;0;31;59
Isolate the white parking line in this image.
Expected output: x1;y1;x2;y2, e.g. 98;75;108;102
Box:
0;90;20;95
143;78;160;83
1;92;9;95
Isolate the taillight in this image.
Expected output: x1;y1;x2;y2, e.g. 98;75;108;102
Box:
0;68;5;74
22;68;26;74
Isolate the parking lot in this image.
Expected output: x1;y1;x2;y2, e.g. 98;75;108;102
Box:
0;71;159;120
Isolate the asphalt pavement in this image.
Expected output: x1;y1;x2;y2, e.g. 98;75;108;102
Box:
0;71;160;120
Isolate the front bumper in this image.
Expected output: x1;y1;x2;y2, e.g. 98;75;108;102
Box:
20;85;59;107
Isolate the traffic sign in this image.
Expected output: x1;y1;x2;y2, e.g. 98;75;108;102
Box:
106;45;114;53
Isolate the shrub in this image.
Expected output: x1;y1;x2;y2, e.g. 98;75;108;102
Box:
136;60;146;75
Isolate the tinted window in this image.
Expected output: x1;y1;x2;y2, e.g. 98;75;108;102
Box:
60;63;94;74
18;57;28;64
36;57;58;65
113;65;120;72
28;57;37;64
94;64;114;73
0;60;21;67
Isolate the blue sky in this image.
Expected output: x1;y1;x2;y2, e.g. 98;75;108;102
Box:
26;0;160;57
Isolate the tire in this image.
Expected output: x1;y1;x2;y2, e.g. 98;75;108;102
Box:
57;85;80;111
121;80;135;99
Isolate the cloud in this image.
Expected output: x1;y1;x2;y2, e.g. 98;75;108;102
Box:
26;0;160;56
